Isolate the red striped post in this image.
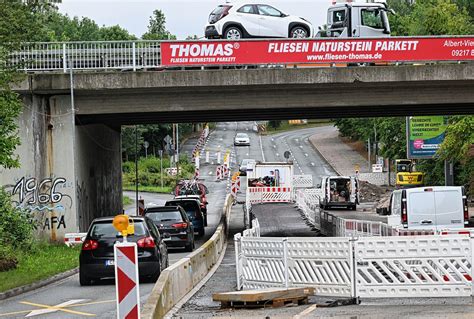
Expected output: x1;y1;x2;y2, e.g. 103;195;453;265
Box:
114;242;140;319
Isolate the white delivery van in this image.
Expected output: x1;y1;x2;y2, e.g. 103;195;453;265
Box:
387;186;469;230
319;176;359;210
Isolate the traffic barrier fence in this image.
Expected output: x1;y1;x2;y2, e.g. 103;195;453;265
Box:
235;224;474;298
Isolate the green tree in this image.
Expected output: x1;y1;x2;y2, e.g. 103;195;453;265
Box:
388;0;473;35
142;9;176;40
0;0;50;168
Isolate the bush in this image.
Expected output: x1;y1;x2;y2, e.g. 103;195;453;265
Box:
122;156;196;189
0;188;36;272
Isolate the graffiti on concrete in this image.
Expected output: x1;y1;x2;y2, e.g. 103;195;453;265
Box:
5;176;73;230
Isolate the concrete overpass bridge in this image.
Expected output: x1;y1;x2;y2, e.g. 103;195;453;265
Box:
2;38;474;240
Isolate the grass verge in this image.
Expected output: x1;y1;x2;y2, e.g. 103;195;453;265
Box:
0;243;80;293
123;185;173;194
266;120;333;135
123;195;133;206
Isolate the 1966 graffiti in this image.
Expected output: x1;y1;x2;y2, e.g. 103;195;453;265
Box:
7;177;73;230
12;177;66;206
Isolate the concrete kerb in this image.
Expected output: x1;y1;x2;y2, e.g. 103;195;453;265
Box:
142;194;233;319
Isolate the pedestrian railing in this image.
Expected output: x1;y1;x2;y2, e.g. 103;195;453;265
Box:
9;41;162;72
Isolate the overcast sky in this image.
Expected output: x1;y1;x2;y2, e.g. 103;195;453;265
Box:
58;0;329;40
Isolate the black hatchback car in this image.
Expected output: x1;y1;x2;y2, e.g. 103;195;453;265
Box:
165;199;205;237
144;206;195;252
79;216;169;286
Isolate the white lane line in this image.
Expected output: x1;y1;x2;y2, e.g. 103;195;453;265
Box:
259;134;266;162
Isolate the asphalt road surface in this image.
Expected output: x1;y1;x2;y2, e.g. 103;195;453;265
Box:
0;122;238;319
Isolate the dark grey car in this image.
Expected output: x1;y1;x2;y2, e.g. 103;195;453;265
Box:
145;206;195;252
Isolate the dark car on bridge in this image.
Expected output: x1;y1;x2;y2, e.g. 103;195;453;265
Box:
79;216;169;286
144;206;195;252
165;199;205;237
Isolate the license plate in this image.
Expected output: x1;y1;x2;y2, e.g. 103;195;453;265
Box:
105;260;115;266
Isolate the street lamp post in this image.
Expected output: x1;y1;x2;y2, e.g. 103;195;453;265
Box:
135;125;139;216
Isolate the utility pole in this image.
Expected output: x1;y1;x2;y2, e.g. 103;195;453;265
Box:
135;125;139;216
368;138;371;172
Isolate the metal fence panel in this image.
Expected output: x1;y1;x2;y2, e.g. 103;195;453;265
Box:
8;41;162;72
355;235;473;298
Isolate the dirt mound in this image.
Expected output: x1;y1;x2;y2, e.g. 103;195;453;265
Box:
359;180;393;204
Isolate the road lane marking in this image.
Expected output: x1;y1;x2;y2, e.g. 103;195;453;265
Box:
62;299;115;308
293;304;317;318
20;300;95;317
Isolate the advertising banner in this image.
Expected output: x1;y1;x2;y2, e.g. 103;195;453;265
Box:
407;116;447;159
161;37;474;66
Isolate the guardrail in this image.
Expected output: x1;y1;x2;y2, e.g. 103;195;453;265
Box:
142;193;233;319
9;36;474;73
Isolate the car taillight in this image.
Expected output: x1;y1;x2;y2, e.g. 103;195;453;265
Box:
401;191;408;227
172;222;188;229
137;236;155;248
463;195;469;224
82;239;98;251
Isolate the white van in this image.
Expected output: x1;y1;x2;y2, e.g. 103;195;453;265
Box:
387;186;469;230
319;176;359;210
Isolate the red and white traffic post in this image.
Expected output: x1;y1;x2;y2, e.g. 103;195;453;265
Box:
113;215;140;319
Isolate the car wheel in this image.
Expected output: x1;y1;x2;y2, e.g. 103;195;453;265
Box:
198;227;205;237
150;263;161;282
224;27;243;39
290;26;308;38
185;242;193;252
79;268;92;286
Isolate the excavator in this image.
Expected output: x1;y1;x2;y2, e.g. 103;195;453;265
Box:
395;159;424;188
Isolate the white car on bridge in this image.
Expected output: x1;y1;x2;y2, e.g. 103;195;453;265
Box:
205;2;314;39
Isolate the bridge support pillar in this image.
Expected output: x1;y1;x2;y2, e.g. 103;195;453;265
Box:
0;95;122;240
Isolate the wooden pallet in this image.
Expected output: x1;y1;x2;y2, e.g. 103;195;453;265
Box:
213;287;314;309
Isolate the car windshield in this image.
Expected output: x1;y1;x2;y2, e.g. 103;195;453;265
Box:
146;211;182;223
89;221;146;238
168;201;198;217
236;133;248;138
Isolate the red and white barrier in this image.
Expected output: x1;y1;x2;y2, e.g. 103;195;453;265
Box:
114;242;140;319
64;233;87;247
231;180;238;198
223;165;229;178
248;187;292;203
216;166;222;181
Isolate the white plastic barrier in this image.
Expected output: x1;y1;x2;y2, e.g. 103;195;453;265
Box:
355;235;473;298
293;175;313;188
235;234;474;299
64;233;87;247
